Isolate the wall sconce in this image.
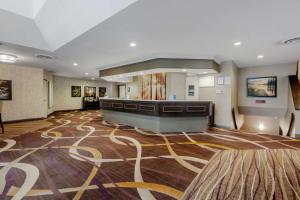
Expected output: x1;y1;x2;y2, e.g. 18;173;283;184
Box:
258;123;265;131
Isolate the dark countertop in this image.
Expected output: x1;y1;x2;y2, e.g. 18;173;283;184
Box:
100;98;213;117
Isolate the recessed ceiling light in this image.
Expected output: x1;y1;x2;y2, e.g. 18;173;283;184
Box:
203;72;208;74
130;42;137;47
182;69;187;72
257;55;264;59
91;77;95;80
84;72;89;75
0;54;17;63
233;41;242;46
73;62;78;66
140;72;144;75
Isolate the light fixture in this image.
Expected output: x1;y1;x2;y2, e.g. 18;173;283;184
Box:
233;41;242;46
282;36;300;45
84;72;89;75
140;72;144;75
258;123;265;131
182;69;187;72
0;54;17;63
91;77;95;80
35;54;53;60
203;72;208;74
257;55;264;59
118;75;123;77
130;42;137;47
73;62;78;66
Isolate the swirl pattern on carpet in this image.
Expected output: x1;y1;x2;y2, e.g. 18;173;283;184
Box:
0;110;300;200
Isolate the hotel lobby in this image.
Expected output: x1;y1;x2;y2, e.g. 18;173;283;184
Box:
0;0;300;199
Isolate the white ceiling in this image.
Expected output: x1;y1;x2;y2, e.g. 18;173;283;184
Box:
0;0;300;79
0;0;46;19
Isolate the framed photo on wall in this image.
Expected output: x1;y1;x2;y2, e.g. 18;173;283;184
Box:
71;86;81;97
84;86;96;97
99;87;106;97
199;76;215;87
0;80;12;100
247;76;277;98
188;85;195;96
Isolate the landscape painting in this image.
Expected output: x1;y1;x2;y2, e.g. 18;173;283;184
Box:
247;76;277;97
71;86;81;97
84;86;96;97
0;80;12;100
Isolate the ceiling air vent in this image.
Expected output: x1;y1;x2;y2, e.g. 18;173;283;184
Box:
35;54;54;60
282;37;300;45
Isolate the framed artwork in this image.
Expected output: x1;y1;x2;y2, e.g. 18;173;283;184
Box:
142;74;152;100
142;73;166;100
99;87;106;97
84;86;96;97
217;76;224;85
199;76;215;87
152;73;166;100
71;86;81;97
188;85;195;96
247;76;277;97
0;80;12;100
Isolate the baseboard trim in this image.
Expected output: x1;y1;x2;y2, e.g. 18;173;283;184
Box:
4;117;46;124
52;109;83;113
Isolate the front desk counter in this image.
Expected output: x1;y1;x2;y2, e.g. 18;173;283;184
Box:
100;98;214;133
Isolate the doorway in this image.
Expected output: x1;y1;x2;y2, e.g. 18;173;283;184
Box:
43;79;49;117
118;85;126;99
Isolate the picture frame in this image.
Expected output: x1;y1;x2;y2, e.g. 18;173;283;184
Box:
247;76;277;98
84;86;96;97
0;80;12;100
217;76;224;85
71;86;81;97
99;87;106;97
199;76;215;88
188;85;195;96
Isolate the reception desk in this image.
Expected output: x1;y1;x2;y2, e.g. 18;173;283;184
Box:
100;98;214;133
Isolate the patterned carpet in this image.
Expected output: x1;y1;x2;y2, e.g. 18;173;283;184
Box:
0;110;300;200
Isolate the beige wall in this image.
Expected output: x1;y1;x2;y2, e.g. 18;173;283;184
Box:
238;63;296;110
126;76;141;99
185;61;239;128
0;64;45;121
185;76;199;101
166;73;186;100
53;76;113;111
238;63;297;134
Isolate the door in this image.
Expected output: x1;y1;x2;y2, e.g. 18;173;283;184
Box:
43;79;49;117
118;85;126;99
